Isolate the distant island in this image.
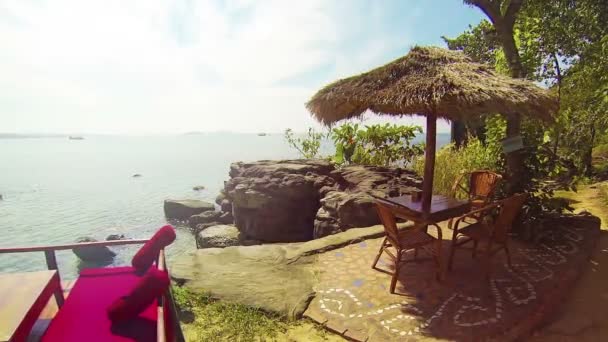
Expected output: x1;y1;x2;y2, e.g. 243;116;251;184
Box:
0;133;65;139
68;136;85;140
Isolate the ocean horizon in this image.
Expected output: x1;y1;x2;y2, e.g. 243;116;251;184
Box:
0;132;450;278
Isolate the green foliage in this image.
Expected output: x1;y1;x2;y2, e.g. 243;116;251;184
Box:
284;123;424;167
442;20;499;65
284;128;325;159
331;123;424;167
412;137;502;197
173;286;288;342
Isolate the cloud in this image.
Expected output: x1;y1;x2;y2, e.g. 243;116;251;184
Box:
0;0;449;134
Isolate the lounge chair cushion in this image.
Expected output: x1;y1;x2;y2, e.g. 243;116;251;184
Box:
108;268;169;322
132;225;176;271
42;267;159;342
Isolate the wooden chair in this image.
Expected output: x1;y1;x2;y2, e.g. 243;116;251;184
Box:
451;170;502;208
448;170;502;229
447;193;527;274
372;198;444;294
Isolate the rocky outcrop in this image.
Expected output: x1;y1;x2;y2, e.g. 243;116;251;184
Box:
164;199;215;220
221;159;421;242
314;165;420;237
72;237;115;263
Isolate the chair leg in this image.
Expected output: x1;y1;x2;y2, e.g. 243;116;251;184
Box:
483;244;493;279
472;240;479;259
371;238;387;270
435;240;444;281
414;248;418;260
390;250;402;294
504;243;512;267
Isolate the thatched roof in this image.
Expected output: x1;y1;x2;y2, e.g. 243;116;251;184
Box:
307;46;558;125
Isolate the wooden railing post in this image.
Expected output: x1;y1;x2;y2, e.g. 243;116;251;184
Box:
44;250;65;307
44;250;58;270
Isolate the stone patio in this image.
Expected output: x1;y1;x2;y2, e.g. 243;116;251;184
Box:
304;216;600;341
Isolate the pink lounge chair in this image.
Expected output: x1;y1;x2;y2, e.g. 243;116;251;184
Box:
42;266;166;342
0;226;183;342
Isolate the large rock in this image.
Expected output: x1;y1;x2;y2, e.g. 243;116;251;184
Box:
172;225;386;319
72;237;116;263
222;160;421;241
225;160;336;242
189;211;222;228
164;199;215;220
197;225;241;248
314;192;377;238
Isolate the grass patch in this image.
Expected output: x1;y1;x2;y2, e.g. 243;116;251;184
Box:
173;286;288;341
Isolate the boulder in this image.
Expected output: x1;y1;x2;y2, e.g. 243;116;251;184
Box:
132;174;142;178
218;211;234;224
105;234;126;241
314;192;379;238
164;199;215;220
225;160;335;242
189;211;222;228
72;237;116;263
215;191;227;205
196;225;241;248
220;199;232;213
193;222;222;234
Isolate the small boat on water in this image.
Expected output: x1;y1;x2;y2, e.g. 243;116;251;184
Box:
68;136;84;140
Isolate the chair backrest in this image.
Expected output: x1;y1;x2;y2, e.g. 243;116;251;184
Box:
492;193;527;242
469;170;502;201
374;199;402;249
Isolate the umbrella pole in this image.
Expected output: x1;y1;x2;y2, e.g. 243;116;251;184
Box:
422;113;437;215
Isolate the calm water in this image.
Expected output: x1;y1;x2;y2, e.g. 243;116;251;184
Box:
0;133;449;278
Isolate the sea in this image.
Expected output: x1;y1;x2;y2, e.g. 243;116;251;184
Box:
0;132;450;278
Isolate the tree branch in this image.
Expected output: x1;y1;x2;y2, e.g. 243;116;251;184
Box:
466;0;503;25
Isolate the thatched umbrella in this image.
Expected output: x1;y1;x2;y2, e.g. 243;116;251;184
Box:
307;46;558;213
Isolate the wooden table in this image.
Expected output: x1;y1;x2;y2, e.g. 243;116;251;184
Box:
0;270;63;342
383;194;471;224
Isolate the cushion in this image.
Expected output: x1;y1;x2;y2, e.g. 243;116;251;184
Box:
132;225;176;272
42;267;159;342
108;268;169;322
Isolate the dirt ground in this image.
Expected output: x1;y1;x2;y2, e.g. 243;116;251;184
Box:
530;184;608;341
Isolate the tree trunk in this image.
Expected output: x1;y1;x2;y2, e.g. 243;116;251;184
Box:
468;0;526;194
450;120;468;148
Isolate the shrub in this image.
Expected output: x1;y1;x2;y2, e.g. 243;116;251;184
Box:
412;137;501;196
331;123;424;167
284;128;326;159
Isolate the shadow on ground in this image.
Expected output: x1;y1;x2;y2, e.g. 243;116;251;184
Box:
305;216;600;341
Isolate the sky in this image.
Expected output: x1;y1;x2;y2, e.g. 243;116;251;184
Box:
0;0;485;135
